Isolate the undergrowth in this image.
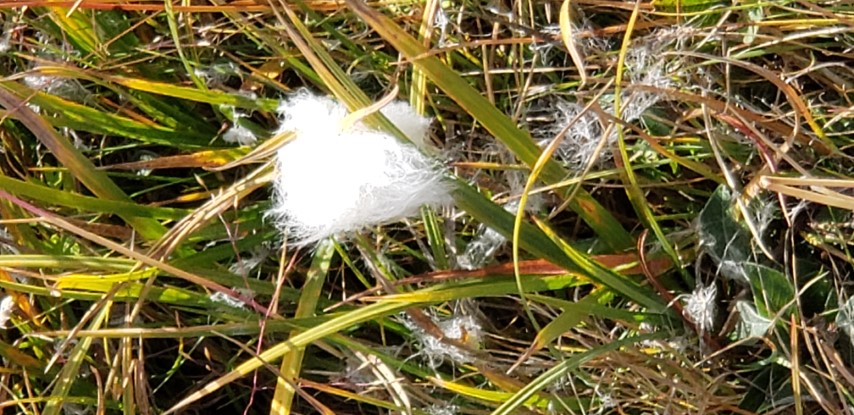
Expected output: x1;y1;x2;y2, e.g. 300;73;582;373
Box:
0;0;852;414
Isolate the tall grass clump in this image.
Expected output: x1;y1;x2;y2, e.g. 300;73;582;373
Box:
0;0;851;414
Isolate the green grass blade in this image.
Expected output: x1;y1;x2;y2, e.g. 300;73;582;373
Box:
271;239;336;415
0;175;188;220
2;81;211;147
42;298;110;415
490;332;669;415
0;87;167;240
344;0;634;251
163;300;414;414
452;178;666;311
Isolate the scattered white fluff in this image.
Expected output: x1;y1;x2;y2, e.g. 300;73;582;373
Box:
194;62;241;87
221;108;258;146
210;288;255;309
838;298;854;348
403;313;482;369
0;29;10;53
425;404;458;415
457;200;539;270
535;99;605;171
135;150;158;177
682;283;717;334
222;123;257;146
534;28;680;171
0;295;15;328
228;243;271;276
270;90;451;245
458;225;506;270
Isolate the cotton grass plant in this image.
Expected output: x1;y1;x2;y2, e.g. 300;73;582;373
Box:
0;1;851;414
270;90;451;245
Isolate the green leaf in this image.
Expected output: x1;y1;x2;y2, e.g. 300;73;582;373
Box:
743;262;796;320
735;300;772;340
698;185;752;282
0;175;188;220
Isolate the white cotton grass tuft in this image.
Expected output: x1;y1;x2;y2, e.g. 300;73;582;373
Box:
270;90;451;245
682;283;717;334
837;297;854;347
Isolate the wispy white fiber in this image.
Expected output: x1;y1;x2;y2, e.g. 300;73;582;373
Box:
210;288;255;310
0;295;15;328
534;28;680;171
0;23;11;53
194;62;241;87
682;283;717;334
270;90;451;245
403;313;482;369
425;404;458;415
458;200;539;270
222;123;257;146
228;243;271;276
458;225;506;270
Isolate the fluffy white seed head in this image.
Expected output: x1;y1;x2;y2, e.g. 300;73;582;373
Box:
270;91;451;245
683;284;717;334
222;123;257;146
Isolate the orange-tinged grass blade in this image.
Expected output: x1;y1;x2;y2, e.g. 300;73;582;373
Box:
677;51;833;154
386;255;672;287
0;339;45;372
0;87;166;240
101;148;248;171
2;0;397;13
345;0;633;251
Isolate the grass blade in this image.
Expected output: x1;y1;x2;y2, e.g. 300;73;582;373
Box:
345;0;634;251
0;87;166;240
